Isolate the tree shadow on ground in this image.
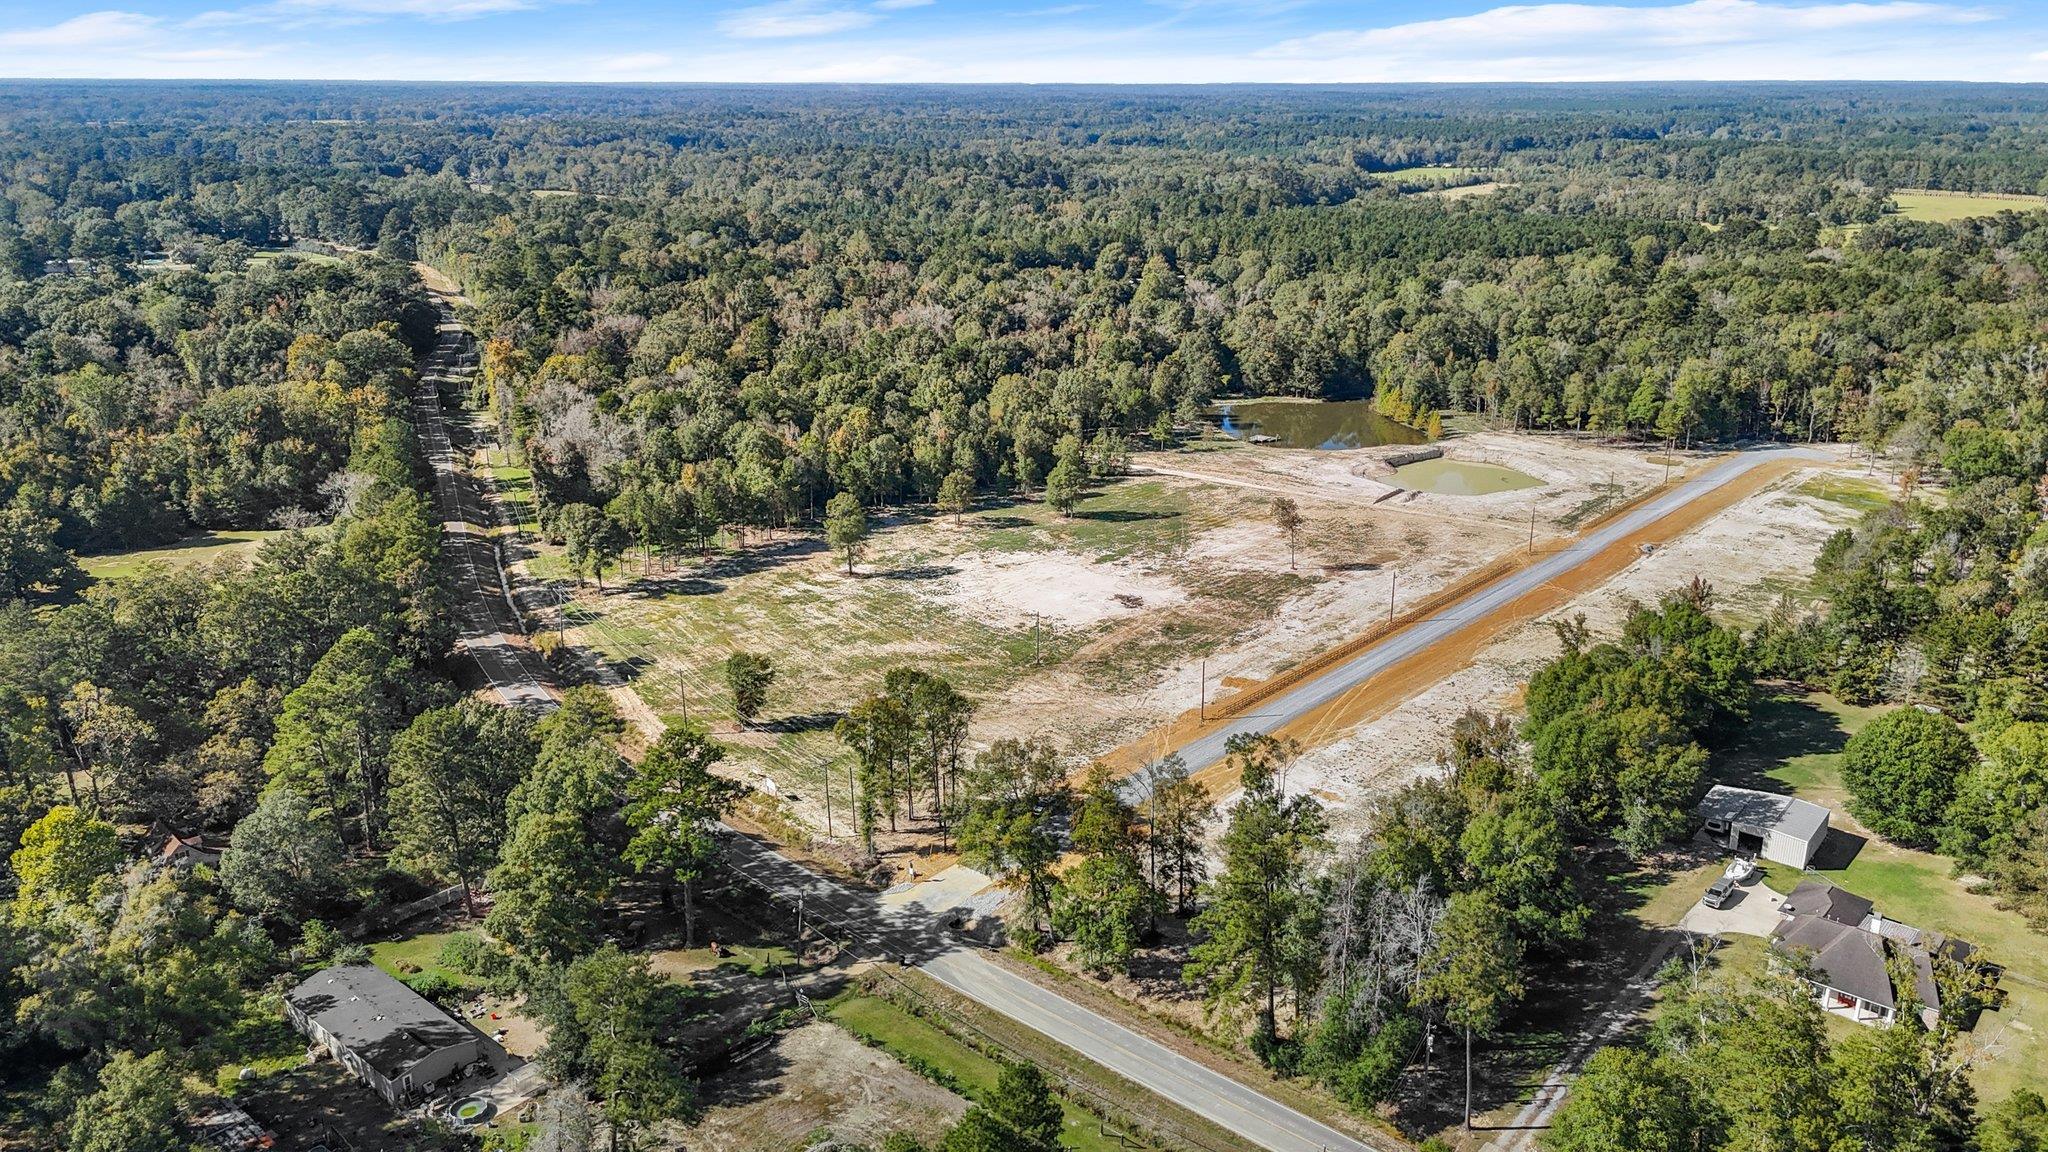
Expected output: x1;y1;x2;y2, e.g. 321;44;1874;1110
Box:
626;577;726;598
1075;508;1178;523
694;1040;796;1110
1713;690;1850;792
976;515;1033;529
1391;846;1708;1141
876;564;960;581
757;711;842;735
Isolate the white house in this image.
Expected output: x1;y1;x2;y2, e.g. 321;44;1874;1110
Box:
1696;784;1830;869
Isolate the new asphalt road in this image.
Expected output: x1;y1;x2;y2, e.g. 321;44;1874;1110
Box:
713;827;1398;1152
1126;445;1824;794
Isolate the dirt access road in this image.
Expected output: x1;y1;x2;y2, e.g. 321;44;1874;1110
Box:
415;291;556;708
1105;446;1826;797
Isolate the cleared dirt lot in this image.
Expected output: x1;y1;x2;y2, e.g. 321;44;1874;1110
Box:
689;1021;968;1152
559;434;1673;834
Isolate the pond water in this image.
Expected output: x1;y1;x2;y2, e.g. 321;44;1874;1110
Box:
1212;399;1426;450
1392;457;1543;496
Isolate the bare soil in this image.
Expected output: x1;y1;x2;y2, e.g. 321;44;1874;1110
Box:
688;1021;969;1152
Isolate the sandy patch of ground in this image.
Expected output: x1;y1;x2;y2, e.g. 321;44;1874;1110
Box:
472;994;545;1059
1285;469;1868;838
923;549;1189;629
688;1021;968;1152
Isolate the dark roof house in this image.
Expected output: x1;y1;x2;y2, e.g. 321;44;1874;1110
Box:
158;832;225;868
1772;914;1898;1024
283;964;481;1106
1780;880;1874;927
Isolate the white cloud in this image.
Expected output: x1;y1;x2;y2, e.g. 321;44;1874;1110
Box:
0;11;158;48
187;0;537;30
1262;0;1992;69
719;0;880;38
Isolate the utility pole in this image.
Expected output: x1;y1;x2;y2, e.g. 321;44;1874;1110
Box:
1387;569;1398;625
1528;506;1537;553
1464;1024;1474;1130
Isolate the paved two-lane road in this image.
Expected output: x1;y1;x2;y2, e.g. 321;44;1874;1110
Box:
1131;446;1823;788
716;829;1395;1152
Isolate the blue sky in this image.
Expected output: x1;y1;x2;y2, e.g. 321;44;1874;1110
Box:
2;0;2046;83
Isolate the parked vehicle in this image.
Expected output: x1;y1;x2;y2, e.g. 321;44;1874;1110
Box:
1702;876;1738;909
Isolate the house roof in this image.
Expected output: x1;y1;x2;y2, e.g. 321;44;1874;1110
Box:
285;965;476;1081
1697;785;1830;843
1773;915;1895;1009
159;833;223;860
1781;880;1874;927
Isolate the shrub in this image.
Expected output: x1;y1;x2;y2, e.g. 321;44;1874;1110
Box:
439;930;513;984
405;971;464;1005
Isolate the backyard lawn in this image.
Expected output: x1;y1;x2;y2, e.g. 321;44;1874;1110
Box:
368;930;479;992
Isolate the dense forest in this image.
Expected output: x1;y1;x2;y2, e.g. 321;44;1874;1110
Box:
4;82;2048;1152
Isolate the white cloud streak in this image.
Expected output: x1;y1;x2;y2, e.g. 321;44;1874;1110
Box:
0;10;158;48
719;1;880;38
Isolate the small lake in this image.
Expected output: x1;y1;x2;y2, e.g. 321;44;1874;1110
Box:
1392;457;1543;496
1212;399;1426;451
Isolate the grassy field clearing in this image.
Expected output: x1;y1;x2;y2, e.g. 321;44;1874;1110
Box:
1376;164;1490;183
1891;189;2048;223
560;474;1307;808
78;530;281;580
1706;692;2046;1104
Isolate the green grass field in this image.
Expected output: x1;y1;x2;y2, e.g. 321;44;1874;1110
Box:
828;993;1141;1152
78;530;282;580
480;448;540;535
1794;475;1892;515
1891;189;2048;223
1710;692;2047;1103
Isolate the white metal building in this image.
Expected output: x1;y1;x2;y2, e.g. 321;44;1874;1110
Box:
1696;784;1830;869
